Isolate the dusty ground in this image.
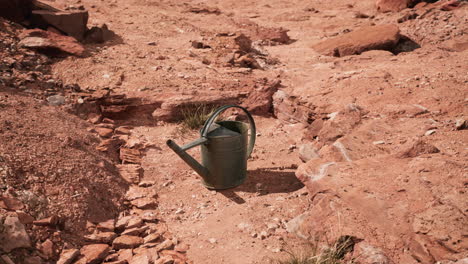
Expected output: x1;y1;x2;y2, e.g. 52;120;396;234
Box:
0;0;467;263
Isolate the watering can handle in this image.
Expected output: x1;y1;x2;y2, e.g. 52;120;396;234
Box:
201;105;256;157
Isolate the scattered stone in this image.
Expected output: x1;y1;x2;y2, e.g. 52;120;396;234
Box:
242;79;281;116
424;129;436;136
144;233;161;244
40;239;55;259
138;181;155;187
33;215;59;226
122;226;149;236
79;244;110;264
155;239;174;251
84;232;117;244
191;40;211;49
47;95;66;106
312;24;401;57
15;211;35;224
19;29;85;57
373;141;386;145
174;243;189;253
95;127;114;138
130;197;157;209
129;253;151;264
120;148;142;164
154;256;174;264
0;215;31;252
208;238;217;244
259;231;269;240
298;143;320;162
85;24;115;43
0;195;24;210
399;140;440;158
118;249;133;262
113;235;144;250
97;219;115;232
126;216;144;229
141;211;158;223
117;164;143;184
57;249;80;264
455;119;467;130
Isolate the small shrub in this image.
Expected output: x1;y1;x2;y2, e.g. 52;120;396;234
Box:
277;236;357;264
180;104;216;130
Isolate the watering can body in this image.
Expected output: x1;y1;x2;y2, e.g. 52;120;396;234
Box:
167;105;256;190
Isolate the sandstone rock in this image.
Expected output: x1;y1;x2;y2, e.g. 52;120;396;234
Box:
144;233;161;244
57;249;80;264
120;148;142;164
31;10;89;41
155;239;174;252
19;29;85;57
122;226;149;236
47;95;66;106
97;219;115;232
154;256;174;264
141;210;159;223
95;127;114;138
113;235;144;249
398;140;440;158
0;215;31;252
234;34;252;52
117;164;143;184
272;90;315;124
312;24;401;57
125;215;144;229
84;232;117;244
242;79;280;116
15;211;35;224
376;0;415;12
129;253;151;264
138;181;155;187
0;0;33;22
298;143;320;163
174;243;189;253
455;119;467;130
79;244;110;264
160;250;187;263
85;24;115;43
131;197;157;209
33;215;59;226
0;195;24;210
118;249;133;262
125;186;158;201
39;239;55;259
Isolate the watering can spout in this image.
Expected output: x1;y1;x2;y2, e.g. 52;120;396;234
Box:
166;138;210;180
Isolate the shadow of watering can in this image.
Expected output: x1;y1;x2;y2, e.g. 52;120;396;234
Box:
166;105;256;190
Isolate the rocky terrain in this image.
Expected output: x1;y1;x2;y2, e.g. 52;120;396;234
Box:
0;0;467;263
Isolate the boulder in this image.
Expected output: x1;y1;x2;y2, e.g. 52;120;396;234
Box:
242;79;281;116
19;29;85;57
57;249;80;264
113;235;144;249
376;0;415;12
0;0;33;22
312;24;401;57
31;10;89;41
78;244;110;264
0;215;31;252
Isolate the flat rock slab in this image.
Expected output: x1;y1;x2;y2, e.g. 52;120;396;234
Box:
31;10;89;41
19;29;85;56
312;24;401;57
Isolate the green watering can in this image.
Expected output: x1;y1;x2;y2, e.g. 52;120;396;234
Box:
167;105;256;190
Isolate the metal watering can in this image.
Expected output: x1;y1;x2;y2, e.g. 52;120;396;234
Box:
166;105;256;190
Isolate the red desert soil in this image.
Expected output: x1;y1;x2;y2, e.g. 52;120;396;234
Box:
0;0;467;263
